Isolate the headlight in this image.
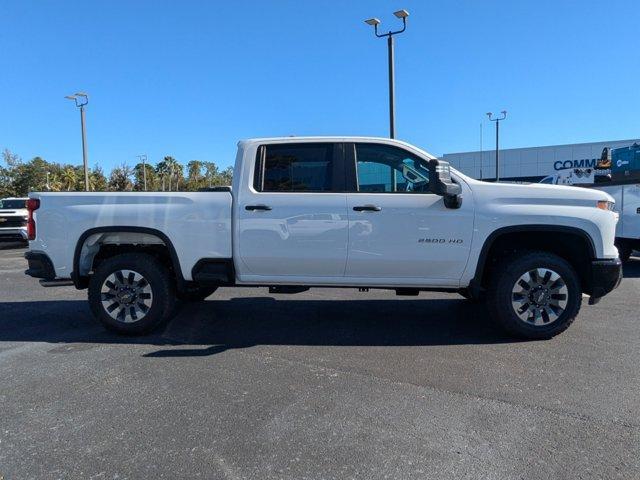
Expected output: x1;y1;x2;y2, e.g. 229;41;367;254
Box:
596;200;615;211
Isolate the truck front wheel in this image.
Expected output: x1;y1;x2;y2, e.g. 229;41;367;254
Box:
487;251;582;339
88;253;176;335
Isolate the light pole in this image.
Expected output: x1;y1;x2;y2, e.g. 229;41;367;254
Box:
65;92;90;191
364;9;409;139
479;123;483;180
136;154;148;191
487;110;507;182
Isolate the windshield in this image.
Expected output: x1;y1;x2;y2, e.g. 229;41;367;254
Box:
0;199;27;209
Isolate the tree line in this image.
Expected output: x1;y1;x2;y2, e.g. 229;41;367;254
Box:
0;149;233;197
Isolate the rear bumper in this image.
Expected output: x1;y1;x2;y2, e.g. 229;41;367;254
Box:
590;258;622;299
25;251;56;280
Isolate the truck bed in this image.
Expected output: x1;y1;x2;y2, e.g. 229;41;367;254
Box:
30;191;232;280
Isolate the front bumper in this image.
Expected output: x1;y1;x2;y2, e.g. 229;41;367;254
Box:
0;227;28;240
590;258;623;300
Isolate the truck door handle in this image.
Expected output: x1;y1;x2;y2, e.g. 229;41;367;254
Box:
245;204;272;211
353;205;382;212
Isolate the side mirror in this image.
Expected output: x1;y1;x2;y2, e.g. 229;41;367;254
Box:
427;159;462;209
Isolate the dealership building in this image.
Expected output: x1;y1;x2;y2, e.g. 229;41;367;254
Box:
441;138;640;184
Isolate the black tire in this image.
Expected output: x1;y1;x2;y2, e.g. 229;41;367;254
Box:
487;251;582;340
177;286;218;302
88;253;176;335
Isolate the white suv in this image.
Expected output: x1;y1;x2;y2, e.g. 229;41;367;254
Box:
0;197;29;241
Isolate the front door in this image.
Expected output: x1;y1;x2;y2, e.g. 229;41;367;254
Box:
344;142;474;285
237;142;349;279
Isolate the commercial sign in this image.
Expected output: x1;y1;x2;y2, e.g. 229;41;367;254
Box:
441;139;640;185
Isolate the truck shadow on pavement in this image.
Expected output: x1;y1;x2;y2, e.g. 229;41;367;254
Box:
5;257;637;356
0;296;516;357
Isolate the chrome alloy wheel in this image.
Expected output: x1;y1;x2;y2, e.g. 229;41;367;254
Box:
511;268;568;326
100;269;153;323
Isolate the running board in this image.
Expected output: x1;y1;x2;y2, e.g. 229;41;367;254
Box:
268;286;310;294
395;288;420;296
39;279;74;287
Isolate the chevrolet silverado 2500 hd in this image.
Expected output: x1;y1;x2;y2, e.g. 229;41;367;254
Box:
24;137;622;339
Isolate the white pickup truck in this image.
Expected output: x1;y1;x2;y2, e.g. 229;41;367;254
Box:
25;137;622;339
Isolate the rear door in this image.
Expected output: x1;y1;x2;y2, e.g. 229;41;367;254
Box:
344;142;474;285
237;142;349;279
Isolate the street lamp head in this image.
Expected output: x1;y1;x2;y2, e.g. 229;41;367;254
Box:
65;95;77;100
71;92;89;106
501;110;507;116
486;112;493;118
364;17;381;26
393;9;409;19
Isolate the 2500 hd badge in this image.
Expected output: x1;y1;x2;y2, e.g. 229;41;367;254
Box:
418;238;463;244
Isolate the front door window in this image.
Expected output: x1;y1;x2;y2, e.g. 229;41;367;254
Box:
355;144;430;193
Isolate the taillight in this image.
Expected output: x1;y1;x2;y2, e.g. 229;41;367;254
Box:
26;198;40;241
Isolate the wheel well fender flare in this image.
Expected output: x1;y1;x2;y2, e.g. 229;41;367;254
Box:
72;226;185;289
470;224;596;290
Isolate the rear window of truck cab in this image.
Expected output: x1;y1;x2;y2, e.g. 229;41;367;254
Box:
254;143;335;192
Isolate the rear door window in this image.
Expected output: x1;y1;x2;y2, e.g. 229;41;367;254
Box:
256;143;336;192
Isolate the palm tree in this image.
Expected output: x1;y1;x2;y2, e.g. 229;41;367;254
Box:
61;167;77;191
89;167;108;191
157;156;183;191
167;156;182;191
203;162;219;187
48;173;63;192
187;160;203;190
219;166;233;186
155;159;170;191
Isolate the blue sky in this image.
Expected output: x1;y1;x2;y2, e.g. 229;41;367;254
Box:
1;0;638;172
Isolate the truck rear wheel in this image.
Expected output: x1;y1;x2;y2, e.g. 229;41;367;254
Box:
487;251;582;339
88;253;176;335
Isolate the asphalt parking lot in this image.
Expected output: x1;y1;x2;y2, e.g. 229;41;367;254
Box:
0;242;638;479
